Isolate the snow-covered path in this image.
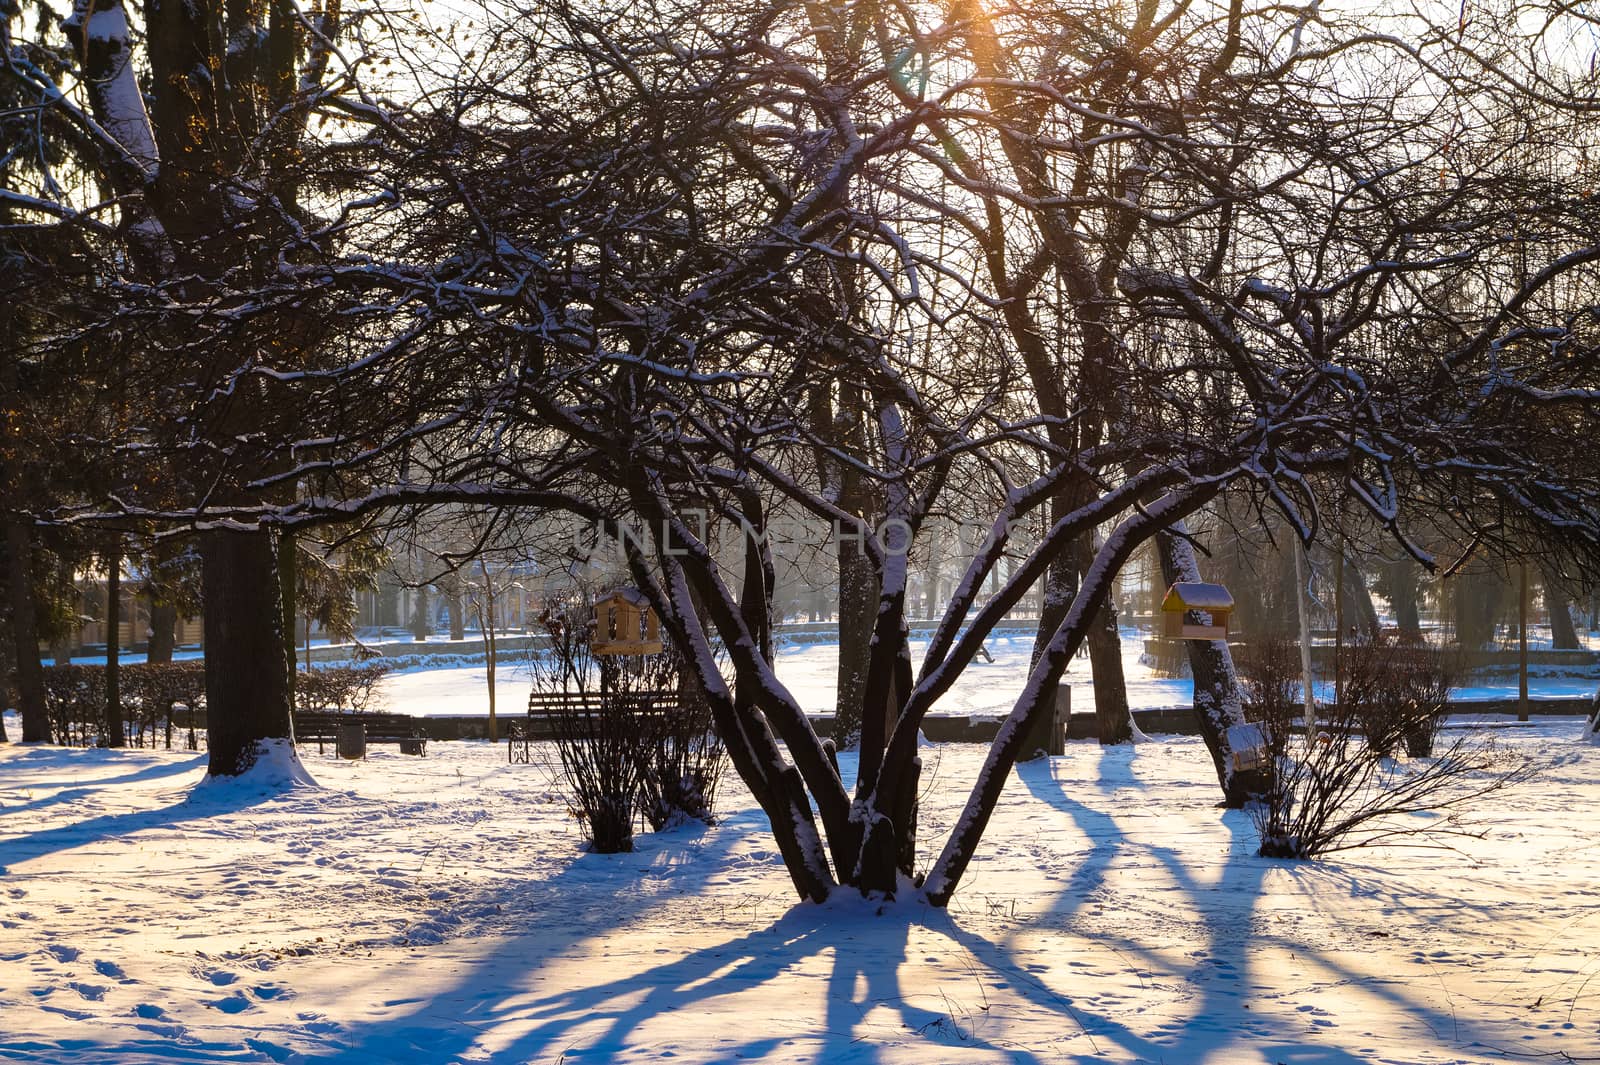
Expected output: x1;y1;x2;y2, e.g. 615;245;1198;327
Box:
2;711;1596;1063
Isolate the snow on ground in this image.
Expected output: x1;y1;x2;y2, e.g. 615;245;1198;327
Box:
379;628;1593;719
378;630;1194;719
2;704;1597;1064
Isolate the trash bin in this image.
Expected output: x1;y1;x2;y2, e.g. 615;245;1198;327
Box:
337;722;367;760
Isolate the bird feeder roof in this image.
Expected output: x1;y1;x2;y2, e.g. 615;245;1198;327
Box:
596;588;650;608
1161;582;1234;612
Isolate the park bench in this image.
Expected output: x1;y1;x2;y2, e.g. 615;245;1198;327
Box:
514;689;681;763
294;710;429;757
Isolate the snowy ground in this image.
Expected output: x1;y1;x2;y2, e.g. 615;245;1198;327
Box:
378;628;1597;720
2;705;1597;1064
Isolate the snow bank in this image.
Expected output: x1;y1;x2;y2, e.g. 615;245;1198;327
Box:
190;738;318;799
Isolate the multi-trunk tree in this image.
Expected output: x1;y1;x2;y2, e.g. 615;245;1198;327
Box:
8;0;1600;908
263;0;1598;901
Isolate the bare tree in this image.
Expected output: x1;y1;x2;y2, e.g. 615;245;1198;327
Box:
11;0;1600;906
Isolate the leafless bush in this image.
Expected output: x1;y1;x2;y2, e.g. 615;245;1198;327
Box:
1236;635;1304;743
294;663;392;714
1340;638;1455;758
1255;723;1533;858
530;601;728;849
635;649;727;831
1249;638;1529;859
530;604;650;853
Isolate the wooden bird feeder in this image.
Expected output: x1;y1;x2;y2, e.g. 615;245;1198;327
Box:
1161;581;1234;640
591;588;663;656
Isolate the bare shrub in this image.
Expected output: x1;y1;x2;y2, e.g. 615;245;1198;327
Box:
294;663;392;713
1340;638;1455;758
530;601;728;849
531;605;650;853
635;649;727;831
1249;637;1529;859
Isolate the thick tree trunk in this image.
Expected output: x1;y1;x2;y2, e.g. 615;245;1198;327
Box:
1452;569;1505;650
834;536;876;747
410;584;431;641
200;528;293;775
3;521;50;742
443;572;466;641
278;530;297;709
104;540;124;747
1543;567;1581;650
1339;550;1380;641
1387;557;1422;640
1073;535;1131;745
146;600;178;663
1156;527;1252;807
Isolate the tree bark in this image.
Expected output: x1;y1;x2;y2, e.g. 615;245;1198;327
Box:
1156;527;1252;807
443;572;466;641
1034;512;1132;745
278;529;297;709
834;534;876;747
1386;557;1422;641
104;540;124;747
201;529;293;775
1543;566;1581;650
146;600;178;663
1073;534;1131;745
1338;550;1380;641
3;520;49;742
410;584;431;641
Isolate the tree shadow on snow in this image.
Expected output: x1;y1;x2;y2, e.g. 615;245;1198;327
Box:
1008;752;1475;1063
0;761;280;873
0;750;206;820
308;895;1060;1065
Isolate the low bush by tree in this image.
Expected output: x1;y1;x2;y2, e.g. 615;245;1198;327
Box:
1242;638;1531;859
1340;638;1456;759
530;602;727;852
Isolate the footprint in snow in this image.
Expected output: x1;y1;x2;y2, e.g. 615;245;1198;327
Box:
204;993;254;1014
45;944;80;963
134;1003;166;1019
204;969;238;986
69;982;107;1001
94;959;130;981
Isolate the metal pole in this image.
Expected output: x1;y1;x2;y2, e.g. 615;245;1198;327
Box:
1294;538;1315;724
1335;540;1345;709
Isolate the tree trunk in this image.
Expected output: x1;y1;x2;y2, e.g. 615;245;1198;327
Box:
410;584;431;641
922;523;942;621
1074;534;1131;745
1543;567;1581;650
1387;557;1422;640
1034;508;1131;744
833;534;876;748
479;561;498;743
200;528;293;776
1451;568;1504;650
1339;551;1380;641
146;600;178;663
104;540;124;747
278;529;297;709
1156;527;1252;807
444;572;466;641
3;520;50;742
